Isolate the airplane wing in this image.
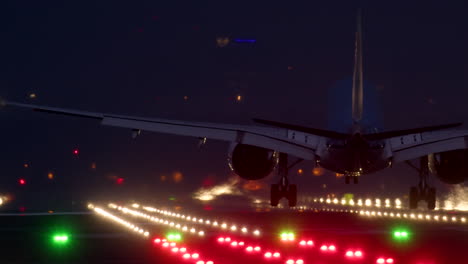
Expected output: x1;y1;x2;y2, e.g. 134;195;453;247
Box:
387;129;468;162
4;101;320;160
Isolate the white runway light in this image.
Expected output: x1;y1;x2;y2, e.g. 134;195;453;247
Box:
140;204;262;237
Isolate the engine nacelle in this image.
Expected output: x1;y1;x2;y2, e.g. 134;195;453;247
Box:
228;143;278;180
431;149;468;184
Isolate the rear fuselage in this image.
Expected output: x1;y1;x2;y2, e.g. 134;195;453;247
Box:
317;134;391;175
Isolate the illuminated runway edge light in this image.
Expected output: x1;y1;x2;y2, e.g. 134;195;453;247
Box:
358;209;467;224
90;205;150;238
306;197;403;209
108;204;206;237
153;237;214;264
140;204;262;237
296;204;467;225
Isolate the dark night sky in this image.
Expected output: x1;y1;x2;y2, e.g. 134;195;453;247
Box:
0;1;467;208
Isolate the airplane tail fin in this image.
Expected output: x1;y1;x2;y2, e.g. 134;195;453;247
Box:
352;8;364;124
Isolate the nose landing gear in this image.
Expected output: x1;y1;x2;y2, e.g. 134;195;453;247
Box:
270;153;298;207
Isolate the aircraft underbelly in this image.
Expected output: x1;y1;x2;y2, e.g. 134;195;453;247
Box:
318;148;390;175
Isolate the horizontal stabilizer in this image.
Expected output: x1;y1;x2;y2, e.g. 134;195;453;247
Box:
363;123;463;141
253;118;349;139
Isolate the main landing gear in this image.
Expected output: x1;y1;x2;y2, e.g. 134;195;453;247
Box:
270;153;298;207
406;156;436;210
345;174;359;184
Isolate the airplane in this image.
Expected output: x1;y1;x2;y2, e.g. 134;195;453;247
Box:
3;11;467;210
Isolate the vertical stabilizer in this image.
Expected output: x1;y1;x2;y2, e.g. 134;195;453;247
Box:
352;9;364;124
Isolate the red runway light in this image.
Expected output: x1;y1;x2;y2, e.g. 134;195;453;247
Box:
154;238;161;243
230;241;237;246
386;258;394;263
346;251;354;257
183;253;190;259
355;251;363;257
19;178;26;185
320;245;328;251
171;247;179;253
286;260;294;264
116;178;124;184
191;253;199;259
377;258;385;264
180;247;186;252
73;149;79;155
264;252;272;258
299;240;306;246
296;260;304;264
273;252;280;258
254;246;261;251
225;237;231;242
218;237;225;243
307;240;314;246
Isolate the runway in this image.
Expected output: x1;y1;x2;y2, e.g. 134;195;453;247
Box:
1;201;467;264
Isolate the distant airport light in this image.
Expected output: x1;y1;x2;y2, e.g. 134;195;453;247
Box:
116;177;124;185
19;178;26;185
73;149;79;155
233;38;256;43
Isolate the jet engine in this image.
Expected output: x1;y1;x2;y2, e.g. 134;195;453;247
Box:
228;143;278;180
430;149;468;184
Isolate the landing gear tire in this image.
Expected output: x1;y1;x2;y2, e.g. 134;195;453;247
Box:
288;184;297;207
409;186;418;209
353;176;359;184
270;184;280;207
427;187;436;210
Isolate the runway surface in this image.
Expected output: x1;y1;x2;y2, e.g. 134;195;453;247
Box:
0;201;467;264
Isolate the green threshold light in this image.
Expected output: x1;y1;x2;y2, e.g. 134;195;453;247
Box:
167;233;182;241
393;229;410;241
52;234;69;244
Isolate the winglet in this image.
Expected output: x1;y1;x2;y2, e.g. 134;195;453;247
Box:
352;8;364;123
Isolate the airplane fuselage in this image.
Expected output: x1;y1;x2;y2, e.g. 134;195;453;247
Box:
318;134;391;175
